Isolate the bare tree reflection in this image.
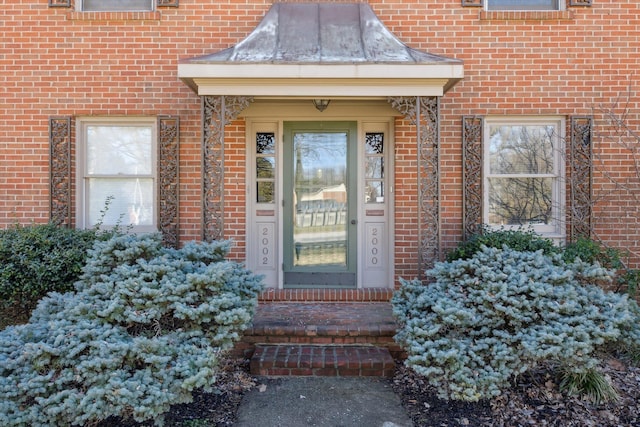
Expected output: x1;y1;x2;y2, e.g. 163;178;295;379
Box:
488;125;556;226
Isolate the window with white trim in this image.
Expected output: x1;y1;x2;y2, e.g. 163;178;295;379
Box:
486;0;563;10
78;0;154;12
76;118;157;232
484;117;565;237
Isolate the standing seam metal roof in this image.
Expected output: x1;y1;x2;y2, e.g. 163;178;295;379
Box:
182;2;461;65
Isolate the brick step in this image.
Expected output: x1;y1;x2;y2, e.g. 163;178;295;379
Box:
250;344;395;377
233;302;404;359
258;288;394;302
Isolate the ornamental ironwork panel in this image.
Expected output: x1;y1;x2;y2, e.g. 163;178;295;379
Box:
570;0;592;6
463;116;484;240
49;117;72;226
158;116;180;248
158;0;179;7
570;116;593;240
389;96;440;276
48;0;71;7
201;96;253;242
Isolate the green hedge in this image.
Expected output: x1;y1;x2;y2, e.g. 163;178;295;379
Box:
0;223;103;310
446;226;558;262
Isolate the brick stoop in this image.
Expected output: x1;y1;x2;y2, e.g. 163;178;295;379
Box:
250;344;395;377
235;301;404;377
258;288;394;302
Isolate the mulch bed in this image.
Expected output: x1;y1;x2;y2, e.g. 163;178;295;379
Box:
392;356;640;427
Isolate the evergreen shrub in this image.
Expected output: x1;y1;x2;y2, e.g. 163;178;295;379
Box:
392;245;640;402
562;237;623;269
0;233;263;426
0;223;102;310
446;226;559;261
563;237;639;298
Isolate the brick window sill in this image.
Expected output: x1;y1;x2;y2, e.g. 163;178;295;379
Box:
479;10;573;21
66;11;161;21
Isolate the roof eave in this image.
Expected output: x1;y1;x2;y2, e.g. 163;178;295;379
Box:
178;62;464;97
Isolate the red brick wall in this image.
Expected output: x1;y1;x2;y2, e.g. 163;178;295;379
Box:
224;120;247;262
1;0;639;276
393;118;420;281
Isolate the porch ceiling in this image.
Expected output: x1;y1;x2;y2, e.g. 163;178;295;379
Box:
178;2;463;97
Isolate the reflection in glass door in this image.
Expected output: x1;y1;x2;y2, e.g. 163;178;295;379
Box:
283;122;357;287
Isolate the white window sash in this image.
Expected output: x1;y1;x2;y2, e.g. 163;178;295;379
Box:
483;117;565;238
486;0;564;11
76;118;158;233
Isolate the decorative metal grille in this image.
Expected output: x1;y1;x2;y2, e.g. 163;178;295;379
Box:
158;116;180;248
389;96;440;275
256;132;275;154
461;0;483;6
462;116;484;239
201;95;253;242
157;0;179;7
569;0;592;6
48;0;71;7
570;116;593;240
365;133;384;154
49;117;72;226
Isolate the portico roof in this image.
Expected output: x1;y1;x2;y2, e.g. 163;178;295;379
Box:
178;2;463;97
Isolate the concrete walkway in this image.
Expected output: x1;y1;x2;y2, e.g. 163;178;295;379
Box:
236;376;413;427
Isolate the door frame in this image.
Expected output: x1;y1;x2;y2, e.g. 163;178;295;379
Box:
243;100;396;289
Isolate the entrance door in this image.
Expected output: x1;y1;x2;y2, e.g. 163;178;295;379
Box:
283;122;357;287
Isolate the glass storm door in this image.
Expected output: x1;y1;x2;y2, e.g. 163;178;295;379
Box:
283;122;357;287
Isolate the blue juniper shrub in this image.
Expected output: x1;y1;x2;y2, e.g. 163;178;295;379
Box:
0;233;263;426
393;244;640;402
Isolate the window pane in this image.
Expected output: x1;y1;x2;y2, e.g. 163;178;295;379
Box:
87;178;154;227
293;132;348;268
257;157;275;179
82;0;153;11
487;0;558;10
256;132;276;154
87;125;152;175
257;182;274;203
365;132;384;154
488;177;552;226
365;181;384;203
489;125;555;174
365;158;383;179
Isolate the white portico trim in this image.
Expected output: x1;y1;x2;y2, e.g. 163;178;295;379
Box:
179;68;462;98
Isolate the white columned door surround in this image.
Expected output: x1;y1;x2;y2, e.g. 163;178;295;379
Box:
244;100;395;289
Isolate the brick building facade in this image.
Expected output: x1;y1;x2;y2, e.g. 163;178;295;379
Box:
2;0;639;293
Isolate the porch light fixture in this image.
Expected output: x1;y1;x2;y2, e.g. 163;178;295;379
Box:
312;99;330;112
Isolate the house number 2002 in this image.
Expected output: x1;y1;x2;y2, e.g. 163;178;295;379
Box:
260;226;272;266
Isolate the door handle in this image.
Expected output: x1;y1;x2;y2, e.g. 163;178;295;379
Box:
350;219;357;225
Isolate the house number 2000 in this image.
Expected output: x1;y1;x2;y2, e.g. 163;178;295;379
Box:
370;227;379;265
